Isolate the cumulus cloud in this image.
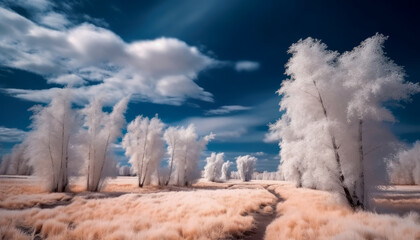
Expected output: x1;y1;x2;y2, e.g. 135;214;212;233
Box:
0;126;26;143
235;61;260;72
205;105;252;115
0;7;217;105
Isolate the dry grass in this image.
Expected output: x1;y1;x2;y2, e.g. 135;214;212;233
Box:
2;177;420;240
265;183;420;240
0;177;276;240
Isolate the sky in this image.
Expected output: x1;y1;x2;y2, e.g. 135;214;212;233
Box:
0;0;419;171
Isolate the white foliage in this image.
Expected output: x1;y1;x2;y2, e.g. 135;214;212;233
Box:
0;143;32;175
387;141;420;185
220;161;233;181
164;124;214;186
118;165;131;176
24;89;78;192
122;115;165;186
81;97;129;191
268;34;419;200
236;155;257;181
203;152;224;182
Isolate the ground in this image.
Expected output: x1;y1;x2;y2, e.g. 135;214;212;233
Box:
0;176;419;240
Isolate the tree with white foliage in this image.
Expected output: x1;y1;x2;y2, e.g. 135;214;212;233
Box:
236;155;257;182
339;34;420;206
24;89;78;192
387;141;420;185
268;34;419;209
204;152;224;182
164;124;214;186
220;161;233;181
122;115;165;187
81;97;129;192
0;143;32;175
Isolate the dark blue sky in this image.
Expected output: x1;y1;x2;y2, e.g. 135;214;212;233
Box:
0;0;419;171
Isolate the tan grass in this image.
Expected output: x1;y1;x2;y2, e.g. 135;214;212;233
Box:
265;183;420;240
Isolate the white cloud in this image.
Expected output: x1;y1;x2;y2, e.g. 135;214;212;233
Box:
205;105;252;115
2;0;53;11
235;61;260;72
177;97;281;142
39;12;70;29
253;152;266;156
48;74;86;86
0;126;26;143
0;7;218;105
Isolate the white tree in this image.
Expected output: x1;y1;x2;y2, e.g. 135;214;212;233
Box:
220;160;233;181
163;126;180;185
164;124;214;186
236;155;257;182
203;152;224;182
119;165;131;176
82;97;129;192
387;141;420;185
122;115;165;187
24;89;78;192
268;34;419;209
0;143;32;175
339;34;420;205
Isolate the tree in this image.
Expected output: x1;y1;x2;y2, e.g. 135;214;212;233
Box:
236;155;257;182
163;126;180;185
387;141;420;185
0;143;32;175
268;35;419;209
122;115;165;187
82;97;129;192
164;124;214;186
25;89;77;192
339;34;420;206
220;161;233;181
204;152;224;182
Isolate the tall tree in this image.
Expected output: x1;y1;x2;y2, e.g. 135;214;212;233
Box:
268;35;419;209
123;115;165;187
82;97;129;191
339;34;420;206
25;89;77;192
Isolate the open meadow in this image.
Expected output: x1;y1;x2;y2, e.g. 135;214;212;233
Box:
1;176;419;240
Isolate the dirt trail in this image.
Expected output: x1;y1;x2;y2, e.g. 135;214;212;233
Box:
236;185;283;240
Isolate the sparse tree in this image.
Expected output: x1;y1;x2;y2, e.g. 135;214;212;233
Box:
236;155;257;182
387;141;420;185
220;161;233;181
0;143;32;175
204;152;224;182
82;97;129;192
25;89;77;192
122;115;165;187
164;124;214;186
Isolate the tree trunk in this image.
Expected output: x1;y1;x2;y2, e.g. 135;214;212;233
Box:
94;133;111;192
139;126;149;188
48;131;56;192
165;140;176;186
313;80;356;209
356;118;365;208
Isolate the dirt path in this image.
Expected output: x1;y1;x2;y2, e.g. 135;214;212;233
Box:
237;185;283;240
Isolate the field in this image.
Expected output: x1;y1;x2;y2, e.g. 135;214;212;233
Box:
0;176;419;240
